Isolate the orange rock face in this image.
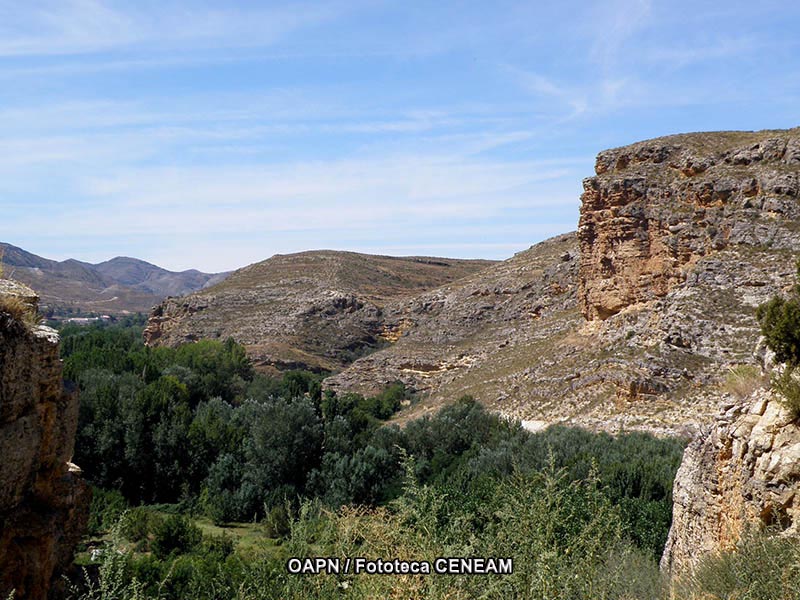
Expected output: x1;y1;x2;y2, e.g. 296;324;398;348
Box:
578;129;800;320
0;281;90;600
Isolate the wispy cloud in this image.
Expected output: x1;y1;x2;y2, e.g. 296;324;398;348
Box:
586;0;653;72
503;67;589;118
3;0;799;271
0;0;355;57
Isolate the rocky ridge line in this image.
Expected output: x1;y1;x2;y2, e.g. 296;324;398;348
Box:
329;129;800;434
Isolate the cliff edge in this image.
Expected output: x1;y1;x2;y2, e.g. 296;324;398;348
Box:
661;388;800;575
579;128;800;320
329;128;800;434
0;280;89;600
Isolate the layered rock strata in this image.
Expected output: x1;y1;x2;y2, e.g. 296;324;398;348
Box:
661;389;800;575
145;128;800;434
330;129;800;433
579;129;800;320
0;280;89;600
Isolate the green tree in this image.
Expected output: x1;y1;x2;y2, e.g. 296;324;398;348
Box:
757;294;800;367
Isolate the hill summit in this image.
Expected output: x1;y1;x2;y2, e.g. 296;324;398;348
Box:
144;251;495;373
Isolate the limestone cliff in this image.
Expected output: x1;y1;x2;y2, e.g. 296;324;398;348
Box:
143;128;800;435
661;389;800;575
579;129;800;320
329;129;800;434
0;280;89;600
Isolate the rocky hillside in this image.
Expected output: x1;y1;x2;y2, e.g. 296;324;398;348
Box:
144;251;495;373
142;127;800;435
0;242;226;316
329;128;800;434
579;129;800;320
0;280;89;600
324;233;582;425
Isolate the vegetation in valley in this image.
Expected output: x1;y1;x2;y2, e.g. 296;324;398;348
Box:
62;321;693;598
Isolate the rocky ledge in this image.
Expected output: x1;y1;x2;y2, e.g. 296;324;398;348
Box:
579;128;800;320
0;280;89;600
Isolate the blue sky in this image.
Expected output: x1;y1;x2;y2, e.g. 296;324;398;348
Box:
2;0;799;272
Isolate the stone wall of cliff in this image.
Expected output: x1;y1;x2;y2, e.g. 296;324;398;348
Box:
661;388;800;575
0;280;89;600
579;129;800;320
327;130;800;433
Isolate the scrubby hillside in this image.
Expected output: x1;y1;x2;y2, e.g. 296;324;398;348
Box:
144;251;495;372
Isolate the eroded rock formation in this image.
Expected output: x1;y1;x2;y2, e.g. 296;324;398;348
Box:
143;128;800;435
661;389;800;575
329;129;800;433
0;280;89;600
579;129;800;320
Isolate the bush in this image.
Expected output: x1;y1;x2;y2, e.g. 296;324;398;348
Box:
151;514;202;559
199;533;235;559
118;507;162;547
721;364;767;400
774;367;800;418
87;487;128;536
0;295;39;328
676;530;800;600
264;504;291;538
758;284;800;368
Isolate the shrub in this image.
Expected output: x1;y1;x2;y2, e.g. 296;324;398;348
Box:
199;533;235;558
264;504;291;538
87;487;128;536
0;295;39;328
151;514;202;559
721;364;768;400
758;292;800;368
118;507;162;546
676;530;800;600
773;367;800;418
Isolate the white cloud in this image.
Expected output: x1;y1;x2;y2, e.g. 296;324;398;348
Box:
3;147;582;271
0;0;355;57
586;0;653;71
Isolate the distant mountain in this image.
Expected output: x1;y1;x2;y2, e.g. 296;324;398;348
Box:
0;243;226;315
144;250;496;372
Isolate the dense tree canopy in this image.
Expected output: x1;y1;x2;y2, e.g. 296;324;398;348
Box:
63;320;686;600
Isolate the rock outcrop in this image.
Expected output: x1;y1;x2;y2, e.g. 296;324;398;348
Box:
661;389;800;575
0;280;89;600
144;128;800;436
145;251;493;373
579;128;800;321
329;129;800;434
